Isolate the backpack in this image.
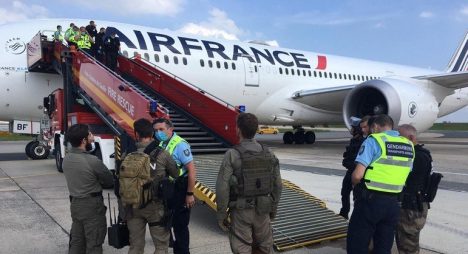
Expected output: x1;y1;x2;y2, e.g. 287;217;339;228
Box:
118;152;152;209
232;145;274;198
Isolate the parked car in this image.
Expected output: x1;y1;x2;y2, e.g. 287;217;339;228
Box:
257;126;279;134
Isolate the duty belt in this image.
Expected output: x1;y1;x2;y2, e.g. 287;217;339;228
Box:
69;191;103;202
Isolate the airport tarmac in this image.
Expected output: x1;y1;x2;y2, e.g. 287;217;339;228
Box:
0;131;467;253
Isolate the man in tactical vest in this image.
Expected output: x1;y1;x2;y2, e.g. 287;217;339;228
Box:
396;124;432;254
153;118;196;254
62;124;114;254
347;114;415;254
125;118;179;254
216;113;282;254
339;116;370;219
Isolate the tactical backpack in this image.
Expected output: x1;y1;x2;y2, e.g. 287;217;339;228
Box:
118;152;152;209
232;145;274;199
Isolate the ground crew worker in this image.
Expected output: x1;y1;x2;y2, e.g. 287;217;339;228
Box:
62;124;114;254
127;118;179;254
396;124;432;254
53;25;63;42
216;113;282;254
153;118;196;254
77;26;93;55
347;114;415;254
104;31;120;71
68;26;80;48
339;116;369;219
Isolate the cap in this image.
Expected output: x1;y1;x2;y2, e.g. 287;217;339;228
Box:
350;116;361;127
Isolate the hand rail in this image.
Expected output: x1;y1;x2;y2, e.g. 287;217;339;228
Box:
130;56;239;111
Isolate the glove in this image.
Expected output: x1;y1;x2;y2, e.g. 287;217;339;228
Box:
218;219;229;232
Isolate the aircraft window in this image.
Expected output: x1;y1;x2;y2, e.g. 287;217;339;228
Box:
296;69;300;76
314;71;317;77
339;73;342;79
366;76;369;80
183;57;188;65
154;54;160;62
291;69;295;75
200;59;205;67
308;70;311;76
208;60;213;68
123;50;128;57
303;70;306;76
144;53;149;61
173;56;179;65
329;72;333;79
232;63;236;70
279;68;283;74
285;68;289;75
352;74;355;80
164;55;169;64
216;61;221;69
224;62;228;69
344;74;347;80
134;52;139;57
318;72;322;78
356;75;360;81
334;73;337;79
324;72;327;78
254;66;258;72
348;74;352;80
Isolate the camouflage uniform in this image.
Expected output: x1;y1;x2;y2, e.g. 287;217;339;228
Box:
127;142;179;254
396;144;432;254
62;147;114;254
216;139;282;254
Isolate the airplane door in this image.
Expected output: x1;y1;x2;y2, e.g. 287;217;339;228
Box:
241;56;259;87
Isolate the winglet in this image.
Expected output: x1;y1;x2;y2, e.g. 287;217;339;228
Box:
446;31;468;73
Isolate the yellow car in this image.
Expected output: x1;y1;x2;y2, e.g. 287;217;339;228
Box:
257;126;279;134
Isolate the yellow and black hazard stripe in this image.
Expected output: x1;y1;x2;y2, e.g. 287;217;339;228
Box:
194;181;217;211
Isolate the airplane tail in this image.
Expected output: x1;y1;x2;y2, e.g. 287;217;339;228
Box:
446;31;468;73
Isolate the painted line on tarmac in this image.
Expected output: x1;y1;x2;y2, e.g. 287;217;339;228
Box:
437;171;468;176
0;172;59;181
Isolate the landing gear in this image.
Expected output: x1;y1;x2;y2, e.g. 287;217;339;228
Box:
282;127;316;145
26;141;50;160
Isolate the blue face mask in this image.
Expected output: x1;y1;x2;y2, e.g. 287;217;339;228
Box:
155;131;169;142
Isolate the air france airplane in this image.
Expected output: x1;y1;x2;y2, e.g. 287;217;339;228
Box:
1;19;468;154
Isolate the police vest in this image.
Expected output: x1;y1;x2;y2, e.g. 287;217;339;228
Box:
68;30;77;43
77;34;91;49
364;133;414;193
64;28;73;40
159;134;188;176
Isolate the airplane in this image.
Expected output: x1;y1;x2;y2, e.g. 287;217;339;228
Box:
1;18;468;160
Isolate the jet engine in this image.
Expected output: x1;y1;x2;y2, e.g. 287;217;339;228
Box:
343;77;440;132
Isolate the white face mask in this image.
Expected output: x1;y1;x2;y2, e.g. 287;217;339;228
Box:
85;141;96;153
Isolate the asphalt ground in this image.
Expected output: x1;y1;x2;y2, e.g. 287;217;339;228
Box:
1;131;467;253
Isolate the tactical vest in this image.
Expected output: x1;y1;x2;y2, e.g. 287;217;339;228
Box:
232;145;275;199
364;133;414;193
119;151;152;209
77;34;91;49
159;133;188;176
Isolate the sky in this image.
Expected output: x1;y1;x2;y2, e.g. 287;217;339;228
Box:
0;0;467;122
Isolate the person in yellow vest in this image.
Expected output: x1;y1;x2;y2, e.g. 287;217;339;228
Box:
64;23;75;46
152;118;196;254
67;25;80;48
53;25;63;42
77;26;93;55
347;114;415;254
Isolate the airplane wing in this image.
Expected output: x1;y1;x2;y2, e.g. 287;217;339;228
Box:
413;71;468;89
292;84;355;112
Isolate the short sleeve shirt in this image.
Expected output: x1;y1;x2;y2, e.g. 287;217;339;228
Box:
355;130;400;168
171;133;193;168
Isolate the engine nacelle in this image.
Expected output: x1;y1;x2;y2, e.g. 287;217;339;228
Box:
343;77;439;132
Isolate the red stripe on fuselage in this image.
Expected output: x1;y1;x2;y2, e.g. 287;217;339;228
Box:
315;55;327;70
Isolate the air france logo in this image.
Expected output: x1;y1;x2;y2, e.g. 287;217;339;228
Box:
408;102;417;118
5;38;26;55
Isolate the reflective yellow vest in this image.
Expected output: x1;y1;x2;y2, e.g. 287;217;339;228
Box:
77;33;91;49
64;28;73;41
68;30;77;43
364;133;414;193
159;133;188;176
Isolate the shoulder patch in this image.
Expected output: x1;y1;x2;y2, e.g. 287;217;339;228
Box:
359;145;365;155
183;149;191;157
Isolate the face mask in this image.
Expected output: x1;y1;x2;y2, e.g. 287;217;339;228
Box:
85;141;96;152
155;131;168;142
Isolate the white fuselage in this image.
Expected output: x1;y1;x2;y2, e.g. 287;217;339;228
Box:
1;19;466;128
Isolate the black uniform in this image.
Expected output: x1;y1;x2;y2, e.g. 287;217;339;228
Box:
396;144;432;253
104;36;120;71
94;31;106;62
85;25;97;38
339;134;364;219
